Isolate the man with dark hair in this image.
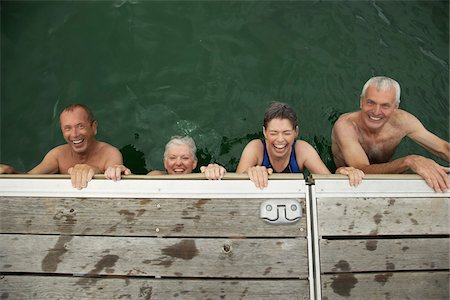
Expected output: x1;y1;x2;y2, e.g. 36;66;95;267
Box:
0;103;126;189
332;76;450;192
236;101;364;188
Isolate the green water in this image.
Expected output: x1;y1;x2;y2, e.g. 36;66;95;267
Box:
1;1;449;174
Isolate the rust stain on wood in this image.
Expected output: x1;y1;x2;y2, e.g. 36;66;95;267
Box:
41;235;73;272
140;199;152;205
386;262;395;270
334;260;351;272
162;240;198;260
194;199;208;209
373;213;382;225
119;210;136;223
374;272;393;286
330;273;358;297
365;240;378;251
89;254;119;274
172;223;184;232
76;255;120;286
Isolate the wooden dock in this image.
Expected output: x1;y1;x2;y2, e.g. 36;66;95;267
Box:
0;174;448;299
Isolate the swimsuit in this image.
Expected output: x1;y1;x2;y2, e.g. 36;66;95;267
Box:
261;139;301;173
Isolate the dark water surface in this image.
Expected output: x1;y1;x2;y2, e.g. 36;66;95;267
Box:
1;1;448;173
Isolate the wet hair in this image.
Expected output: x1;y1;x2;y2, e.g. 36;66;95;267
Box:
263;102;298;129
164;136;198;161
360;76;401;105
60;103;96;124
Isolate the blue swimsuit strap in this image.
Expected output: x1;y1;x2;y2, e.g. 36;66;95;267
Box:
261;139;301;173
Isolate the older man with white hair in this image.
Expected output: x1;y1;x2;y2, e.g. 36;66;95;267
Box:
332;76;450;192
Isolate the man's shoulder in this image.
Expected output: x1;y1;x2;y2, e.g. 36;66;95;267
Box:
335;111;359;124
47;144;70;156
390;109;421;128
97;141;120;153
334;111;359;132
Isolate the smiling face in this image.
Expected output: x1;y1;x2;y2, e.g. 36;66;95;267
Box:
360;85;398;131
60;107;97;154
163;144;198;175
263;118;298;160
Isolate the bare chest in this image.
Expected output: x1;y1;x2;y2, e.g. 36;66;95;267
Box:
57;151;105;174
359;132;404;164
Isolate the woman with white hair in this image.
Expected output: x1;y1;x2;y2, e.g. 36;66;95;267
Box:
148;135;226;180
105;135;226;180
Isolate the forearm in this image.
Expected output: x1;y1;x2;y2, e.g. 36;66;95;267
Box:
0;164;19;174
359;157;412;174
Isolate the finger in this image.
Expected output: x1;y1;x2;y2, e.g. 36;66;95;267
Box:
124;168;131;175
255;169;263;189
356;170;364;186
80;170;88;189
256;167;268;189
248;168;259;188
208;167;217;180
76;169;83;190
200;166;206;173
424;174;440;193
436;172;448;192
219;167;226;180
262;170;269;188
117;166;123;180
204;168;211;180
437;168;450;190
104;168;111;179
348;171;356;187
71;172;77;188
214;167;221;180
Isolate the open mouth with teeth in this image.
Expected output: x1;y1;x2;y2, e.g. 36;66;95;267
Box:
369;115;382;121
272;144;288;154
72;139;84;145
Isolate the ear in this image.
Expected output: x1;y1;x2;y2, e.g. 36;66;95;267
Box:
192;160;198;170
294;126;299;137
359;98;363;109
262;126;267;139
92;120;98;135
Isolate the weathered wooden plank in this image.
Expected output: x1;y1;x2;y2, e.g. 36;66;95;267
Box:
317;197;449;236
0;276;310;300
321;271;449;300
0;197;307;237
320;238;449;272
0;178;307;198
312;175;450;197
0;235;308;278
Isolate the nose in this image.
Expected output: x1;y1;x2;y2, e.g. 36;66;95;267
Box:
373;104;381;115
276;132;284;141
71;127;79;137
